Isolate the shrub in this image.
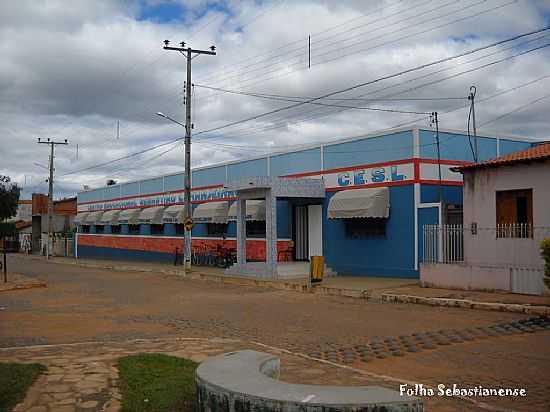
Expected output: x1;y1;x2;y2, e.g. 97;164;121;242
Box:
541;238;550;289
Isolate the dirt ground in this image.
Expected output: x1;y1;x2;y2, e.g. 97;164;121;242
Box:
1;254;549;411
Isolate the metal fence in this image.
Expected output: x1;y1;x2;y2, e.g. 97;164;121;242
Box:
40;236;75;257
423;223;549;265
423;224;464;264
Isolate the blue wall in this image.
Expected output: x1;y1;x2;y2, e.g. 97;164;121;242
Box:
499;139;532;156
164;173;184;192
193;166;226;187
323;185;417;277
420;185;463;204
323;131;413;170
227;158;268;181
78;246;175;264
271;148;322;176
419;129;498;162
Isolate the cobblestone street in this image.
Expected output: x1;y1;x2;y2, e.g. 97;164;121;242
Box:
1;255;549;411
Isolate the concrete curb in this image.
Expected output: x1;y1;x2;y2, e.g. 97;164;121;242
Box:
381;293;550;316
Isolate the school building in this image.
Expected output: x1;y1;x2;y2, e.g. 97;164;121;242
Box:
74;126;537;278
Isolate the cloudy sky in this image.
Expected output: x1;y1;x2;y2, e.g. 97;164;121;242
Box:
1;0;549;199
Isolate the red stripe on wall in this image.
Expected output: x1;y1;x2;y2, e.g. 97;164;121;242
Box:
78;235;293;261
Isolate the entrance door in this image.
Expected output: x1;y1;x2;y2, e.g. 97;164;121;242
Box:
294;206;309;261
308;205;323;259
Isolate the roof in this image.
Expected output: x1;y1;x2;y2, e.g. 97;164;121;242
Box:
454;142;550;172
15;220;32;230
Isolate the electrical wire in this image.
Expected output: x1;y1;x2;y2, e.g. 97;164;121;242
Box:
478;92;550;127
193;84;431;114
196;34;550;142
192;27;550;138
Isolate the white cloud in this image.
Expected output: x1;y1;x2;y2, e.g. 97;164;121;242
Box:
0;0;549;199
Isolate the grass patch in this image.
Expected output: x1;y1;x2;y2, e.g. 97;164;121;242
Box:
117;353;198;412
0;362;46;412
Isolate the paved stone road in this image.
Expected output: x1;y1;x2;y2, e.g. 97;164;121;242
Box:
1;254;549;411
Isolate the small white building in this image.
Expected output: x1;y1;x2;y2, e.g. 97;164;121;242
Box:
421;142;550;295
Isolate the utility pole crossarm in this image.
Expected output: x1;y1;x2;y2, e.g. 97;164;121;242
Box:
163;46;216;56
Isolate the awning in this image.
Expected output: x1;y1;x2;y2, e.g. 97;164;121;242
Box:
193;201;229;224
162;204;185;224
118;208;141;225
137;206;166;225
227;200;266;221
83;210;104;225
328;187;389;219
99;209;121;226
74;212;90;225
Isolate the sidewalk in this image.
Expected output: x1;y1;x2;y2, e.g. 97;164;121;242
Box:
16;254;550;314
0;272;46;293
0;336;486;412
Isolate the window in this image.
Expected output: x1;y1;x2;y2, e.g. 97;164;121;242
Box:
246;221;266;238
95;225;104;234
344;218;386;238
128;224;140;235
496;189;533;238
151;224;164;235
207;223;228;236
176;224;185;235
81;225;90;233
111;225;121;234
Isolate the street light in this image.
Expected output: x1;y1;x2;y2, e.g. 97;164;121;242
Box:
156;112;186;128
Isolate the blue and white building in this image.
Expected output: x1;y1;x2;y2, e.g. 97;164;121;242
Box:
75;126;536;278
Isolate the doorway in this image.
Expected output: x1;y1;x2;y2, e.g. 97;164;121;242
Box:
293;204;323;261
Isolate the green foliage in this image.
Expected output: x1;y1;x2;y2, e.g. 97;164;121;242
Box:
0;363;46;412
541;238;550;289
117;353;198;412
0;176;21;222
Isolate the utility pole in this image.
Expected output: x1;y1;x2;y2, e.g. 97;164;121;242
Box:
37;138;68;259
430;112;443;204
162;40;216;272
468;85;478;162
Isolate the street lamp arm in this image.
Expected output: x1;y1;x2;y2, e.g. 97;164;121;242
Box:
156;112;186;128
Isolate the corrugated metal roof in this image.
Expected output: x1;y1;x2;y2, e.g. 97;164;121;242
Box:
455;142;550;171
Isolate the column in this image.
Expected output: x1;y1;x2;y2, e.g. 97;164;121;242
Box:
265;190;277;278
140;224;151;236
164;223;176;236
121;224;129;235
236;198;246;265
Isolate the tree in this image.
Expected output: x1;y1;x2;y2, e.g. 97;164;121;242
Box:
0;176;21;222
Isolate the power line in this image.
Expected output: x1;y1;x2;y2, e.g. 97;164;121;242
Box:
194;84;431;114
192;26;550;138
199;0;514;97
196;0;410;83
197;34;550;142
479;92;550;127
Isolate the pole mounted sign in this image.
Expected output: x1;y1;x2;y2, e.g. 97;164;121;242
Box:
184;217;193;231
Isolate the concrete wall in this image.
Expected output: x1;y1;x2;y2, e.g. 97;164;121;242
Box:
462;161;550;268
421;263;511;292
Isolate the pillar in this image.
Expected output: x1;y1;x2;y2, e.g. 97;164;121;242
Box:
104;225;112;234
265;190;277;278
121;224;129;235
236;198;246;265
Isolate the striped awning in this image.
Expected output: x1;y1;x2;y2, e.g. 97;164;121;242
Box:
83;210;104;225
193;201;229;224
227;200;265;221
99;209;121;226
328;187;389;219
162;204;185;224
137;206;166;225
74;212;90;225
118;208;141;225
